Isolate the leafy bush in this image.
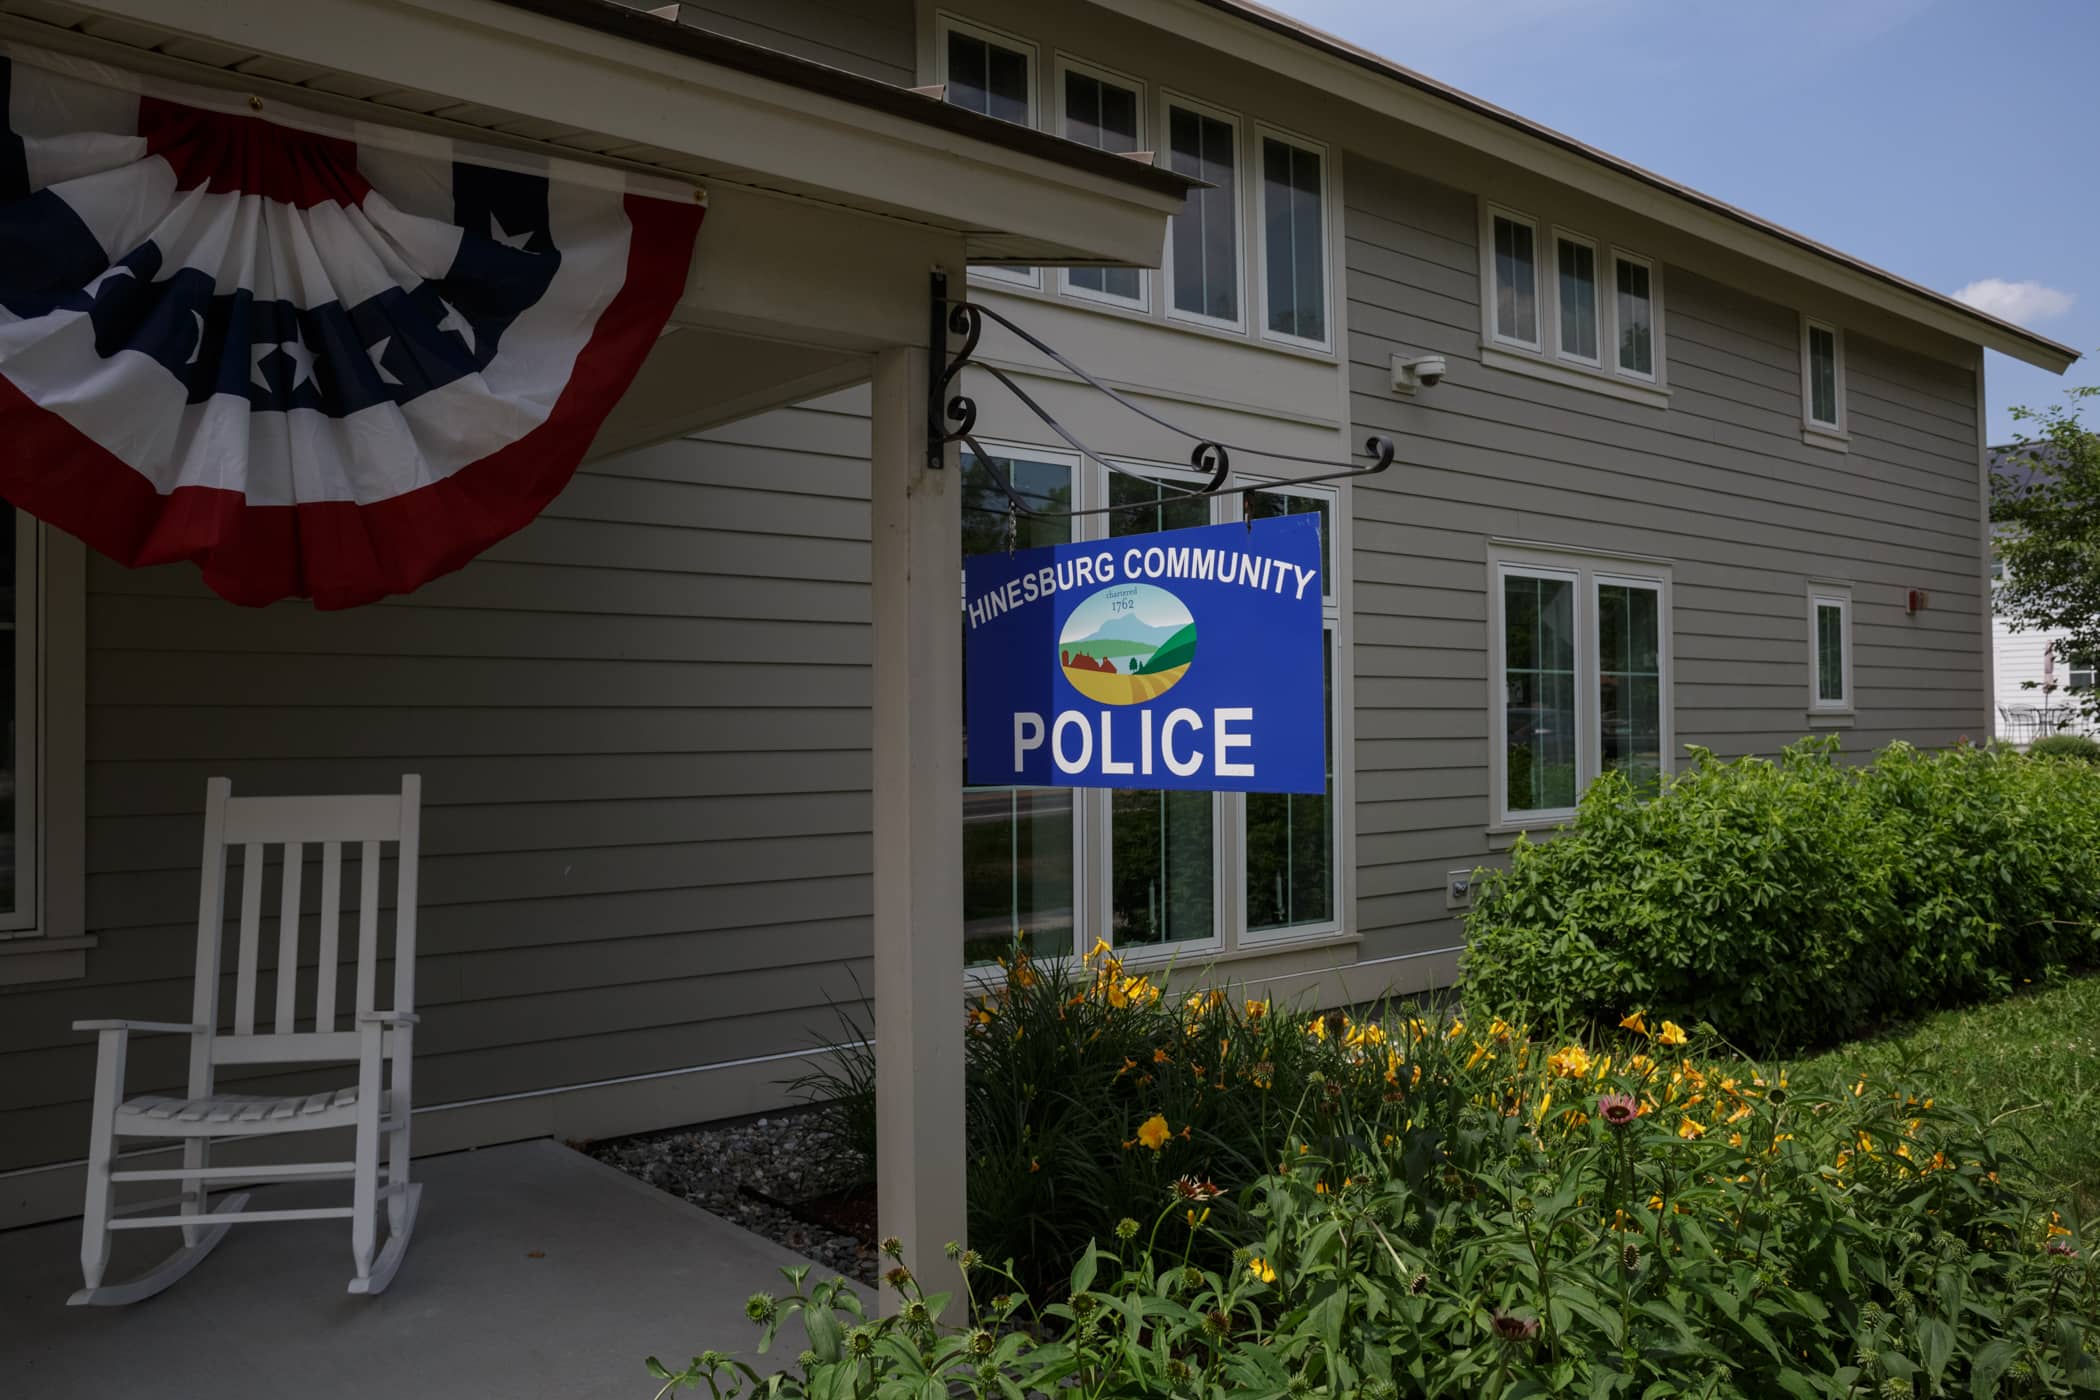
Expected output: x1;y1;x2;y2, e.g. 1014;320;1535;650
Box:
674;1017;2100;1398
2033;734;2100;763
1464;739;2100;1054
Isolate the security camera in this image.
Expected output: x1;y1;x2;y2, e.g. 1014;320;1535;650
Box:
1391;353;1447;394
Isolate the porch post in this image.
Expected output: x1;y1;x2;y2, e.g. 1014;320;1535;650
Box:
868;324;966;1313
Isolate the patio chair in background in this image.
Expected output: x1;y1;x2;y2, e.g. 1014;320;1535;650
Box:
70;776;424;1304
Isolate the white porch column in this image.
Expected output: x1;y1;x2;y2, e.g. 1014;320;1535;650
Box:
869;325;966;1313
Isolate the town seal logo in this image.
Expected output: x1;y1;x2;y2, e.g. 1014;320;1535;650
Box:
1057;582;1198;705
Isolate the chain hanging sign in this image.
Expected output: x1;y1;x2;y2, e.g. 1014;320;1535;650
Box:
965;514;1326;794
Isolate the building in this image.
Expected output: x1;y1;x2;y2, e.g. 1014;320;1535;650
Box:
1988;443;2095;742
0;0;2077;1271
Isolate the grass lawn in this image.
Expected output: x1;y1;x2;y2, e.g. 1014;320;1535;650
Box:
1789;971;2100;1215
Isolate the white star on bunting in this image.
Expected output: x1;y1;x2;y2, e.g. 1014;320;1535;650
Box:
367;336;403;387
436;298;477;354
185;310;203;367
279;328;318;391
490;213;534;251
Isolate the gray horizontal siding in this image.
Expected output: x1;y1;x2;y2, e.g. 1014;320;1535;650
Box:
0;393;878;1173
1343;155;1985;967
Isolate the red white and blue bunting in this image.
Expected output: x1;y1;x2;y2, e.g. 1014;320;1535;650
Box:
0;46;704;607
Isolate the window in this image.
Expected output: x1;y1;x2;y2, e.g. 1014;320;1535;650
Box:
1242;486;1337;937
0;506;36;933
1488;208;1540;348
939;17;1039;289
2071;654;2096;694
961;451;1078;966
1554;231;1599;365
1164;94;1241;329
1057;59;1146;307
1490;545;1672;826
1258;130;1327;347
1613;253;1655;379
959;444;1349;968
1802;318;1845;436
1807;584;1853;714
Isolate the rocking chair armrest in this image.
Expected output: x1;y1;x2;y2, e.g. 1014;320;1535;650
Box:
355;1011;420;1026
72;1020;205;1036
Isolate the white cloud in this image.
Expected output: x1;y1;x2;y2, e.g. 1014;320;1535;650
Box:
1952;278;2077;324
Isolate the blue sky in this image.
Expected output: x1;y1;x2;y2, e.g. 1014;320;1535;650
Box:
1278;0;2095;444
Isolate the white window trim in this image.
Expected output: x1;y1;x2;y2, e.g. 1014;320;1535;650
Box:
958;442;1355;971
1801;316;1848;448
1487;541;1674;831
1807;582;1855;719
1053;53;1150;313
1481;202;1543;352
936;12;1042;291
1550;226;1602;369
1610;248;1661;385
1252;123;1334;355
1478;202;1670;405
1160;88;1248;335
0;523;88;984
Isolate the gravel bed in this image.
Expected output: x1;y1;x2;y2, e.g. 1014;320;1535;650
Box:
587;1106;878;1285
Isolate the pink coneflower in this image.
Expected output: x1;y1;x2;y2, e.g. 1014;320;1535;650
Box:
2046;1239;2079;1259
1490;1310;1541;1344
1597;1092;1639;1129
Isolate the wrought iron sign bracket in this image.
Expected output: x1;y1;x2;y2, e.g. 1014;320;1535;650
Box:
928;278;1396;519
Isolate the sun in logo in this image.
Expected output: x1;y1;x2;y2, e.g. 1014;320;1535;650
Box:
1058;583;1198;705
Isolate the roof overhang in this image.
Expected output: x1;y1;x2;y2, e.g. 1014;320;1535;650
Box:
1154;0;2078;373
0;0;1193;272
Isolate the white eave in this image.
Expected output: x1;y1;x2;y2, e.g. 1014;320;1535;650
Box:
0;0;1194;271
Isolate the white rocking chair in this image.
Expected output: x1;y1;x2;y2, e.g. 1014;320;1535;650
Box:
71;775;423;1304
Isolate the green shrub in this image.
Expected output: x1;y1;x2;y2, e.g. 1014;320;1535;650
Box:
1464;738;2100;1054
674;1025;2100;1398
2032;733;2100;763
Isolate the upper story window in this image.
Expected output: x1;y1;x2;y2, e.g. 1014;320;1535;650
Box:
1614;252;1656;379
1258;129;1327;348
940;16;1039;289
1802;317;1846;440
1482;201;1667;400
1488;208;1540;348
1808;583;1853;714
1490;543;1672;827
1554;229;1599;364
1057;58;1145;308
1163;93;1242;330
942;16;1032;124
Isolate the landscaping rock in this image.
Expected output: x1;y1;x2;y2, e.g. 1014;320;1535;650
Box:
587;1107;877;1285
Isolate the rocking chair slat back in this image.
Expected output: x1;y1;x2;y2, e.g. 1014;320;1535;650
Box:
191;778;423;1070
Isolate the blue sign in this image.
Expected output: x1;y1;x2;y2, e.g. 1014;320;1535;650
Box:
965;514;1326;794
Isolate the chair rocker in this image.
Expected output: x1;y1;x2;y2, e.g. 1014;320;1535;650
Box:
71;775;424;1304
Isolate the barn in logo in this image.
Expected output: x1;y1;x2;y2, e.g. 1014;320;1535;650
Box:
1057;583;1198;705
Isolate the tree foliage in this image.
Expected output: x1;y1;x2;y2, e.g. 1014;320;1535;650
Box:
1991;384;2100;715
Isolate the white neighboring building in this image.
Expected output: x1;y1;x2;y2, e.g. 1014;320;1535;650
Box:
1991;446;2095;742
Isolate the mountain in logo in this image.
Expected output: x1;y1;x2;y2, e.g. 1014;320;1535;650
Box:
1058;583;1198;705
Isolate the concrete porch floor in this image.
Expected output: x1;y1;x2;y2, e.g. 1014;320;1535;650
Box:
0;1139;829;1398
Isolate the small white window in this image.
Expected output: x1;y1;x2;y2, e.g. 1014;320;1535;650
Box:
939;16;1040;290
1802;318;1845;436
1056;57;1146;309
1553;229;1600;365
1808;584;1853;713
1613;251;1656;380
1487;207;1541;349
1490;544;1672;827
1257;128;1329;349
1163;92;1243;330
